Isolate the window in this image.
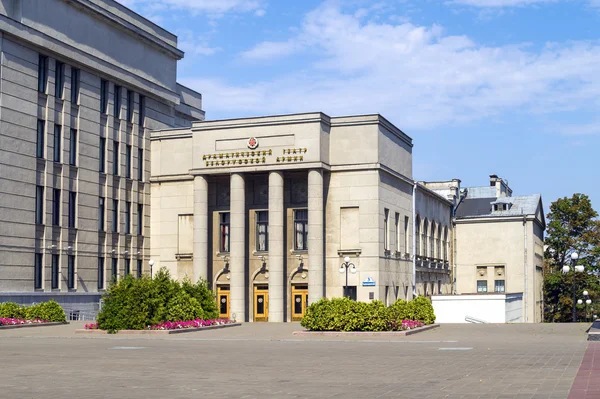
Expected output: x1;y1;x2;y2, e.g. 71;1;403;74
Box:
68;191;76;228
125;145;131;178
51;254;59;289
55;61;64;98
395;212;400;253
423;220;428;257
438;280;442;295
69;129;77;166
137;259;142;277
36;119;45;158
127;90;134;122
219;212;230;253
137;148;143;181
345;286;357;301
113;85;121;118
34;253;43;289
477;280;488;293
256;211;268;252
125;201;131;234
494;203;508;211
137;204;143;235
113;141;119;175
415;217;421;256
99;137;106;173
138;95;145;127
70;67;80;104
436;225;441;259
67;255;75;289
53;124;61;162
429;222;435;258
35;186;44;224
443;227;448;261
100;79;108;113
38;55;48;93
111;258;118;280
98;197;105;231
97;257;105;290
404;216;410;255
495;280;505;293
294;209;308;250
124;258;130;276
52;189;60;226
112;199;118;233
384;209;389;251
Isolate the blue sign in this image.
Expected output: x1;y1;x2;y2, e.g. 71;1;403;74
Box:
362;277;376;287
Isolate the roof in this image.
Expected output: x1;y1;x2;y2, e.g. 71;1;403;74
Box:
456;194;541;218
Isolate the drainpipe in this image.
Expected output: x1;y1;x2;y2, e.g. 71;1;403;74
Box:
412;182;417;298
523;215;528;323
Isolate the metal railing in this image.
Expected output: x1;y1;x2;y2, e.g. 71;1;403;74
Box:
465;315;488;323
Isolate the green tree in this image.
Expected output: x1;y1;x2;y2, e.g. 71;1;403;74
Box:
543;194;600;322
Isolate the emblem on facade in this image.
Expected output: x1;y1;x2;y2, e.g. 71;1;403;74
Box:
247;137;259;149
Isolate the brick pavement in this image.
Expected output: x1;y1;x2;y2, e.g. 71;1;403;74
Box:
568;343;600;399
0;322;591;398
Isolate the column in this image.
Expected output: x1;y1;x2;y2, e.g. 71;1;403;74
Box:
230;173;246;322
307;169;324;305
193;175;208;282
268;171;284;322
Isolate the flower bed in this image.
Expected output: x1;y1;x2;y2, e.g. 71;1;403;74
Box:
0;317;48;326
390;320;425;331
84;319;234;331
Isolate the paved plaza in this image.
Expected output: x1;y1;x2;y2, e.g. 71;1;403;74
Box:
0;322;595;398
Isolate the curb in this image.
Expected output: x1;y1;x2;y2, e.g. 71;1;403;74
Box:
75;323;242;335
292;323;439;336
0;322;69;330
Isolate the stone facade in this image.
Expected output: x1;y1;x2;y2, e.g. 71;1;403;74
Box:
0;0;203;307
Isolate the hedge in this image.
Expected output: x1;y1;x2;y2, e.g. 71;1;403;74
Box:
0;300;66;323
96;267;219;332
300;296;435;331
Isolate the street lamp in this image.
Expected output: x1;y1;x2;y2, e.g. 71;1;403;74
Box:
149;259;155;278
562;252;586;322
339;256;357;299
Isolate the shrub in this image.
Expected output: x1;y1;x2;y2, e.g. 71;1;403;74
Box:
166;291;203;322
181;277;219;320
0;301;65;322
0;302;23;319
406;296;436;324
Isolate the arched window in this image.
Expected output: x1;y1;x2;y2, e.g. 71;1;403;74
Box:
415;215;421;256
428;220;434;258
443;226;449;261
423;218;428;257
437;224;442;260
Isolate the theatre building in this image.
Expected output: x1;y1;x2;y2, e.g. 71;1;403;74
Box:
150;112;453;322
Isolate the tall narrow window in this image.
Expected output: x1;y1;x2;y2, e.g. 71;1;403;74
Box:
138;95;145;127
137;259;142;277
443;227;448;261
126;145;132;178
67;255;75;289
34;253;43;289
68;191;76;228
415;217;421;256
294;209;308;250
423;220;428;257
125;201;131;234
395;212;400;253
51;254;59;289
384;208;389;251
111;258;118;280
219;212;230;253
38;55;48;93
98;257;105;290
100;79;108;113
70;67;80;104
69;129;77;166
405;216;410;255
127;90;134;122
113;141;119;175
35;186;44;224
124;258;130;276
477;280;488;293
52;189;61;226
137;204;143;235
495;280;505;293
99;137;106;173
113;85;121;118
36;119;45;158
112;199;118;233
55;61;64;99
256;211;268;252
98;197;105;231
53;124;61;162
137;148;143;181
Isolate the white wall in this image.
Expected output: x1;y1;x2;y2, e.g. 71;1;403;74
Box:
432;294;523;323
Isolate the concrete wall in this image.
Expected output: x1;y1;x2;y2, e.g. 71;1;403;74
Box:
432;293;523;323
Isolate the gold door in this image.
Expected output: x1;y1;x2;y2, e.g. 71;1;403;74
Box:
217;285;230;320
291;285;309;321
253;285;269;322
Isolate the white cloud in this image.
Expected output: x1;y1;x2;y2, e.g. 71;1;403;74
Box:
178;30;220;56
554;122;600;136
116;0;265;17
448;0;556;7
182;2;600;130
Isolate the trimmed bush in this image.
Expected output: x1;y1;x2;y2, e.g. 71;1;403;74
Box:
0;300;66;322
96;267;220;332
300;296;435;332
0;302;24;319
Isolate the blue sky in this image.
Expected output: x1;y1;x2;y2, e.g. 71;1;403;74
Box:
118;0;600;213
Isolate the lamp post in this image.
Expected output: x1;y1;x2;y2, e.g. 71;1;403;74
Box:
562;252;585;322
339;256;357;299
149;259;155;279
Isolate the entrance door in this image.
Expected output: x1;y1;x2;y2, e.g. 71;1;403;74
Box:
253;285;269;322
217;285;230;320
291;284;309;321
